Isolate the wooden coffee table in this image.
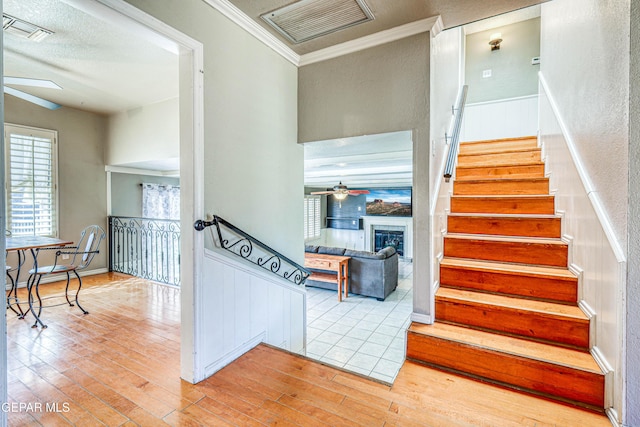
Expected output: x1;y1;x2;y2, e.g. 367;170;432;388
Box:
304;253;351;301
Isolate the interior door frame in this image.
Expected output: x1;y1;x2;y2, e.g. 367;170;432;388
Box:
49;0;204;382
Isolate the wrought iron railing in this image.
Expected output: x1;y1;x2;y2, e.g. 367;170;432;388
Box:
109;216;180;286
194;215;310;286
444;85;469;182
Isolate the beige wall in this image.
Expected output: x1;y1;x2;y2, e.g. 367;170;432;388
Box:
465;18;540;103
123;0;302;262
110;173;180;218
4;95;108;271
298;33;431;319
106;97;179;168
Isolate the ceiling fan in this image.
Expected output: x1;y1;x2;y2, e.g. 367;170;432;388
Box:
311;182;370;202
4;76;62;110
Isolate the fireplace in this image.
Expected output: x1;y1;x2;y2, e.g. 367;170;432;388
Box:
373;227;405;256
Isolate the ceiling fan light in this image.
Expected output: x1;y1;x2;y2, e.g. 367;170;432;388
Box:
333;192;348;200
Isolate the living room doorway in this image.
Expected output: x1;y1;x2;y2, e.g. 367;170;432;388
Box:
303;130;414;382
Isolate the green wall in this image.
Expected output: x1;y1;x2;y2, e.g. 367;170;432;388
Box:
465;18;540;103
111;173;180;218
4;95;108;271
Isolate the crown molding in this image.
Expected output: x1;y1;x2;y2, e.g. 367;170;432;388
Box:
201;0;442;68
201;0;300;66
299;16;441;66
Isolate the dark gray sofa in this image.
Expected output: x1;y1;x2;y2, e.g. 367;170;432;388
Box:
304;245;398;300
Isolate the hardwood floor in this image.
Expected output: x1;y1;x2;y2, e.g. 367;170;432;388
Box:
6;273;611;426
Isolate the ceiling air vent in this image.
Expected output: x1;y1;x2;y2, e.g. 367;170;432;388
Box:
261;0;374;44
3;13;53;42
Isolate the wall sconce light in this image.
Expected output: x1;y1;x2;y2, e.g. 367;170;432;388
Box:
489;32;503;51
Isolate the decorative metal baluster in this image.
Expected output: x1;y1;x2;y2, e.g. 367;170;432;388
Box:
108;216;181;286
194;216;310;286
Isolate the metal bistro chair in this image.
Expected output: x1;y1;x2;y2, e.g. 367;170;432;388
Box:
29;225;105;325
5;229;23;318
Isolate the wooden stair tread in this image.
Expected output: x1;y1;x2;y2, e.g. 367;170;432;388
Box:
453;177;548;184
436;287;587;319
460;136;537;145
457;161;545;169
446;233;565;246
452;194;553;200
440;257;576;280
408;322;601;374
459;147;540;157
447;213;560;219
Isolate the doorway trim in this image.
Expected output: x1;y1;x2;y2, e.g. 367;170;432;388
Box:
59;0;205;382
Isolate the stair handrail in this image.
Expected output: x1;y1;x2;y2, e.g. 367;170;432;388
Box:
194;215;310;285
444;85;469;182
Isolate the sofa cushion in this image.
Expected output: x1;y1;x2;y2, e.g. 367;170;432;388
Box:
318;246;347;256
377;246;397;258
305;245;319;253
345;249;386;260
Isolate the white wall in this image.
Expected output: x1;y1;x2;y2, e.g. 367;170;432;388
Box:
540;0;629;252
539;0;630;422
428;26;464;324
201;249;305;377
627;0;640;424
460;95;538;142
106;97;179;168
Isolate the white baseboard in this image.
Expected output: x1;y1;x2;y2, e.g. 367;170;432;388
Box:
204;332;265;377
410;312;433;324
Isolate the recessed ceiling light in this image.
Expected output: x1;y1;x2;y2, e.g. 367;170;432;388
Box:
337;163;348;167
2;13;54;42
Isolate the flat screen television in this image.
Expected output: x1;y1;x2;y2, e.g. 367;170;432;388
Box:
365;188;412;217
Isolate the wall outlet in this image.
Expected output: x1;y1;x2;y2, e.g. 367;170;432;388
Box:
62;254;70;260
482;69;492;78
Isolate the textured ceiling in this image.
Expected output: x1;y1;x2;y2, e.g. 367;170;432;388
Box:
3;0;178;115
229;0;550;55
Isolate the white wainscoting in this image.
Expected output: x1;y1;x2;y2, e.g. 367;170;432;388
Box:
460;95;539;142
200;248;306;378
539;79;624;416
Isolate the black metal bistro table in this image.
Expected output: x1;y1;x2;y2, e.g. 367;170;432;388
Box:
6;236;74;328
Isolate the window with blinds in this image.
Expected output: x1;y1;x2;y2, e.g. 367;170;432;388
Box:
304;195;321;240
4;124;58;237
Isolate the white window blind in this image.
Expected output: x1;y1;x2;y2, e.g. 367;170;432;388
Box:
5;124;58;237
304;195;321;240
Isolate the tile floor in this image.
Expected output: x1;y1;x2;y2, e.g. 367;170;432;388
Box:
305;260;413;383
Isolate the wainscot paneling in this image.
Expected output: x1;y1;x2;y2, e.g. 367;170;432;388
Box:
461;95;539;142
201;248;306;378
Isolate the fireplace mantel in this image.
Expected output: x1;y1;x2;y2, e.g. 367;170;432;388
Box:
362;216;413;260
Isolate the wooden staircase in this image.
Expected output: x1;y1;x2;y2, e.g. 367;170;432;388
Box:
407;136;606;411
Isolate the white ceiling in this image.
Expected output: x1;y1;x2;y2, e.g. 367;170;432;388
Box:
3;0;178;115
304;131;412;189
